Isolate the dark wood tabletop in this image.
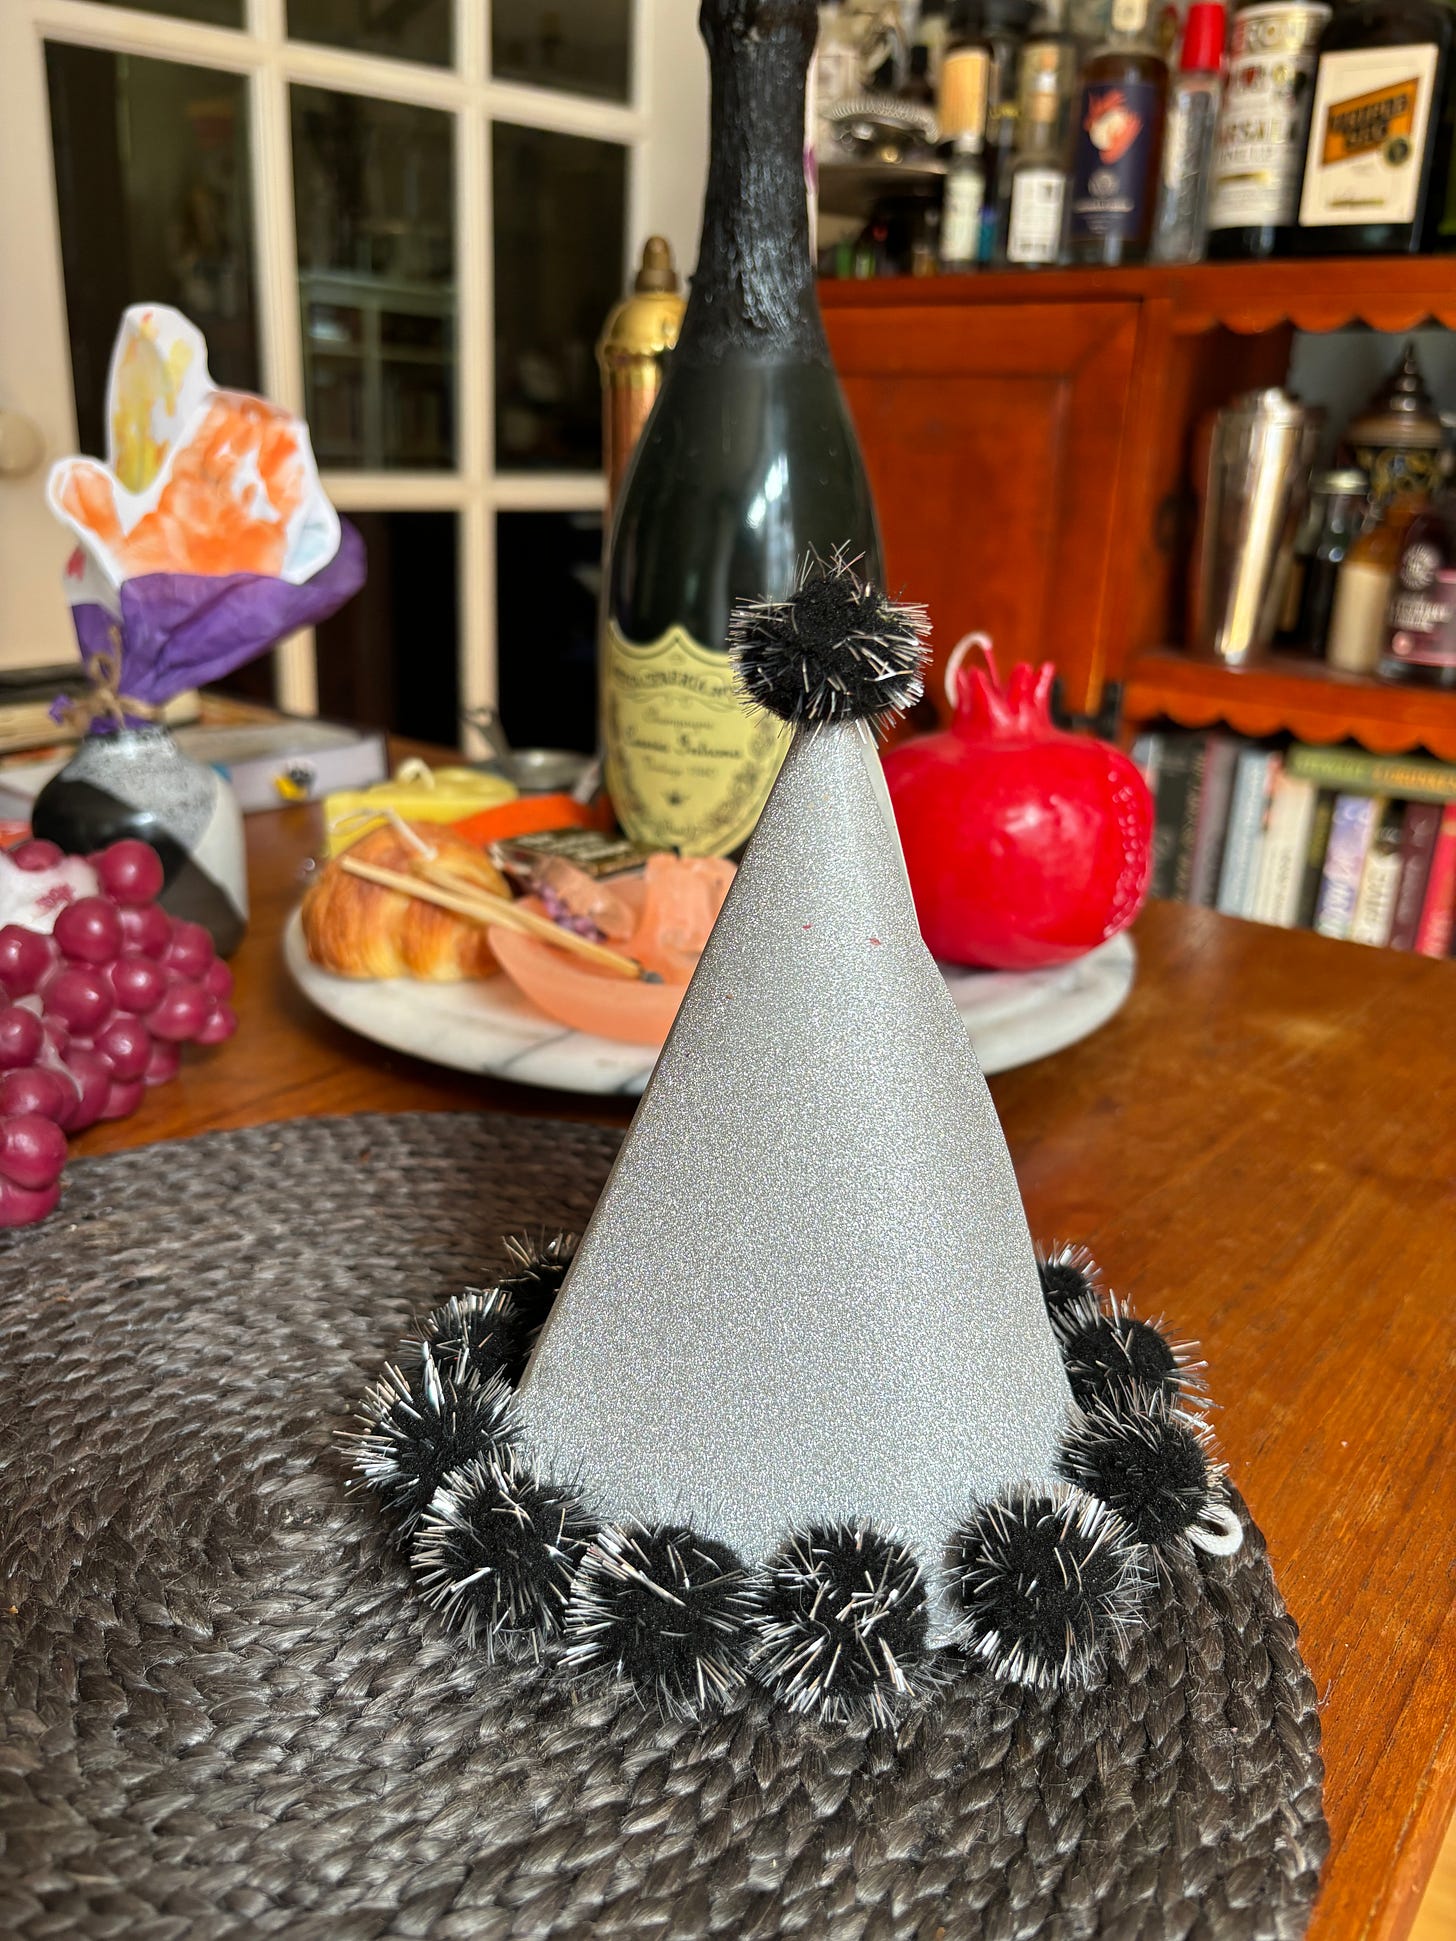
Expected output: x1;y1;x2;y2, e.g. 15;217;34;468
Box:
72;792;1455;1941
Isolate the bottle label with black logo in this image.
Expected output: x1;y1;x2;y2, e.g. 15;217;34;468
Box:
1299;44;1438;226
1069;79;1161;240
1207;2;1330;230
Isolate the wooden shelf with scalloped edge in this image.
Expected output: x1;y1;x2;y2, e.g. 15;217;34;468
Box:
819;256;1456;336
1121;651;1456;760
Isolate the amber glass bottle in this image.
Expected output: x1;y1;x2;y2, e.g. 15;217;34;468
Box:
1068;0;1168;264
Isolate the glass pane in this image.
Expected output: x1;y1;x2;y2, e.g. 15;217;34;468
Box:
315;512;458;744
45;45;259;462
497;510;602;754
292;87;455;471
88;0;242;23
287;0;451;67
493;125;625;472
492;0;632;103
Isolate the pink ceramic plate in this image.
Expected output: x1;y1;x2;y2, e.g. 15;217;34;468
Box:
486;882;689;1047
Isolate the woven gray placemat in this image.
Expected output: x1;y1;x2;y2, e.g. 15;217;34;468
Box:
0;1112;1327;1941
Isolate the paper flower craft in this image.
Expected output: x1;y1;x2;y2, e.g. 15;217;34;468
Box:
46;304;364;722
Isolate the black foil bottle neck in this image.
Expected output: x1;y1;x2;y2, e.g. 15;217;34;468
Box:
677;0;829;368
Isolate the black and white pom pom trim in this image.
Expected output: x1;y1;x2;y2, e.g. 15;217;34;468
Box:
750;1523;934;1727
413;1446;593;1660
947;1484;1145;1688
347;1236;1242;1722
563;1524;756;1719
728;548;931;734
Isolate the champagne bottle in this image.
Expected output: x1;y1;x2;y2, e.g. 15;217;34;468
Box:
601;0;882;858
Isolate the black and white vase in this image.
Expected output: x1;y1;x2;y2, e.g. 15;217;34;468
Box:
32;727;249;956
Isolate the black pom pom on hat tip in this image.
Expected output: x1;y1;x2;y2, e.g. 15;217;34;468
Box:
946;1484;1148;1689
728;548;930;735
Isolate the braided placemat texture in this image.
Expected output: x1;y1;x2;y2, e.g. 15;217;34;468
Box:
0;1111;1327;1941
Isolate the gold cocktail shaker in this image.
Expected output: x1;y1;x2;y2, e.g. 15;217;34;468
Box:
596;237;684;515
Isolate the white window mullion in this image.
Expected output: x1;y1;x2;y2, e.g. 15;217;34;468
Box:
248;0;316;715
322;474;470;512
29;0;255;68
488;476;608;512
481;78;645;143
458;47;494;747
278;39;467;113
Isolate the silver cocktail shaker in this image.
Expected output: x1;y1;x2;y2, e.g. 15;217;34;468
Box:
1191;389;1324;667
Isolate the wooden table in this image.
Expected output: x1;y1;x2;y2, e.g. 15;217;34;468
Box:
74;796;1455;1941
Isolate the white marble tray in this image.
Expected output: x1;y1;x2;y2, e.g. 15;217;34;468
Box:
284;910;1135;1097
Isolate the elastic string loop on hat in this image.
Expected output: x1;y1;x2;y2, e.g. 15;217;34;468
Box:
1187;1499;1243;1556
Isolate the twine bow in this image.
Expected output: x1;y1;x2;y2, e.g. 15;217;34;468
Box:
54;632;161;734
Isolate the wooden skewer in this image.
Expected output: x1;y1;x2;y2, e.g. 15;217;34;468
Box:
338;853;646;979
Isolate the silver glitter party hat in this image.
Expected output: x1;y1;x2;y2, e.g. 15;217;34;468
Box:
516;594;1073;1613
350;556;1252;1733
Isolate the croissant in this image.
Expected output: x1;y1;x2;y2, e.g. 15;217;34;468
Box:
301;820;508;980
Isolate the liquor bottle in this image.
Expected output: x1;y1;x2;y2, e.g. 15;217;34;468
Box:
1005;57;1072;260
1150;2;1226;261
1020;0;1080;111
1068;0;1168;264
1381;483;1456;688
976;0;1036;259
601;0;881;858
1290;467;1371;656
1326;491;1423;674
1294;0;1456;254
1205;0;1330;257
941;134;990;266
939;16;994;143
939;16;993;266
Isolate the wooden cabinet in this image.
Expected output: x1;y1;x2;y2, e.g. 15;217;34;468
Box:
825;299;1140;719
822;258;1456;758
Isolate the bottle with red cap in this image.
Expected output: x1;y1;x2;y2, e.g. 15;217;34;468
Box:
1151;2;1227;261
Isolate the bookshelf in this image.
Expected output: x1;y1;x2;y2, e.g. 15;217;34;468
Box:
1122;653;1456;762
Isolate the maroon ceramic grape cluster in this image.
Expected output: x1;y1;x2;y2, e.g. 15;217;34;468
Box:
0;838;236;1228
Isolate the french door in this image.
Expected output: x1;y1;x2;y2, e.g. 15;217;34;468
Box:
0;0;705;753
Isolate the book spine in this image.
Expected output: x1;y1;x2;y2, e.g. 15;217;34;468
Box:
1130;732;1162;787
1186;735;1241;907
1149;735;1202;899
1286;742;1456;806
1349;801;1405;947
1415;805;1456;957
1387;802;1443;951
1254;776;1317;928
1240;752;1282;919
1294;790;1337;931
1216;751;1273;916
1170;739;1209;903
1314;794;1379;941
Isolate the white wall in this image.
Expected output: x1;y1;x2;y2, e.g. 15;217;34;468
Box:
636;0;711;283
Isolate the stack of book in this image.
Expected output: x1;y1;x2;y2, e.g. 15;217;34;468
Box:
1133;733;1456;956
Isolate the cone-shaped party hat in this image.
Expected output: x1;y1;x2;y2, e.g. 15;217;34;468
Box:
351;555;1244;1727
516;576;1071;1607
